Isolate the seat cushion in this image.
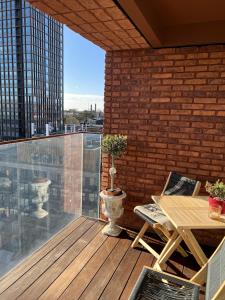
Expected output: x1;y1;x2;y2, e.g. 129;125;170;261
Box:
134;204;174;231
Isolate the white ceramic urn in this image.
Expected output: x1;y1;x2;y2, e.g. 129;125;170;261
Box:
30;178;51;219
100;191;126;236
0;176;12;189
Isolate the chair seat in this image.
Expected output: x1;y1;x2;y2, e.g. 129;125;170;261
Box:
134;204;174;231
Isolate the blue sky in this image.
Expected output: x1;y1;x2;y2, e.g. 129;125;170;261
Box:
64;26;105;111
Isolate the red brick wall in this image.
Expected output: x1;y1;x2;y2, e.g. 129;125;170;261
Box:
102;45;225;246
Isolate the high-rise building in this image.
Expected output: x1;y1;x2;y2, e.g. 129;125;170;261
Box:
0;0;63;140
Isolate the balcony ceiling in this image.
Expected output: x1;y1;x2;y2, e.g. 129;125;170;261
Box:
29;0;225;50
119;0;225;48
28;0;149;50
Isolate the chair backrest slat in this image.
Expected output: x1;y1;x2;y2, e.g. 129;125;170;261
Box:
206;239;225;300
163;172;199;196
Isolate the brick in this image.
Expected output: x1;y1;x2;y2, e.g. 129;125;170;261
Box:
164;54;185;60
163;66;184;72
173;85;194;91
151;98;170;103
182;104;204;109
174;60;197;66
217;111;225;116
172;97;193;103
171;109;192;115
178;150;199;157
163;79;183;85
184;79;206;85
194;98;217;103
209;65;225;71
196;72;219;78
210;52;225;58
202;141;224;148
199;58;221;65
153;60;173;67
185;65;207;72
187;53;209;59
174;72;194;79
194;85;217;91
152;73;172;79
193;110;216;116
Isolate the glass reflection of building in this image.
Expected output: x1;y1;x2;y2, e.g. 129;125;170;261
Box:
0;0;63;140
0;134;101;278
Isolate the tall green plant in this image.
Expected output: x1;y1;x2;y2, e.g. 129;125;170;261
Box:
102;134;127;191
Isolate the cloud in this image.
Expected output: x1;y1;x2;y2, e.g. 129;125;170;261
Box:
64;93;104;111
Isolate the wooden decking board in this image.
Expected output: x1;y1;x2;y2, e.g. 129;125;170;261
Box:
182;255;200;279
0;217;206;300
18;222;104;300
78;239;131;300
165;258;184;277
119;251;155;300
0;219;94;300
0;216;86;294
99;247;141;300
39;228;108;300
59;237;120;300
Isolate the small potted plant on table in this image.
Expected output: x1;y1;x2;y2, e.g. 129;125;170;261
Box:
205;180;225;218
100;134;127;236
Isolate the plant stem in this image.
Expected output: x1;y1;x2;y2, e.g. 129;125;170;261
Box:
110;155;114;191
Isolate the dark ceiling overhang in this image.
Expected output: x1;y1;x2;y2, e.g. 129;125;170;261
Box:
118;0;225;48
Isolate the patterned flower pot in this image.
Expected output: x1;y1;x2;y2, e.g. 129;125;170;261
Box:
100;190;126;236
208;196;225;214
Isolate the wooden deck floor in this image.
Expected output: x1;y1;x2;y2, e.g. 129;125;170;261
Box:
0;217;205;300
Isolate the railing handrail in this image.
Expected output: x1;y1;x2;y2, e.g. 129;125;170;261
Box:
0;132;101;146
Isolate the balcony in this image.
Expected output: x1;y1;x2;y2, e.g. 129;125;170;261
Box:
1;0;225;299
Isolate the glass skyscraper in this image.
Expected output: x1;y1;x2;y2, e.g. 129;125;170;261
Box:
0;0;63;140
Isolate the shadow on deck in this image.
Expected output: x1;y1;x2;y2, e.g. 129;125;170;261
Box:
0;216;206;299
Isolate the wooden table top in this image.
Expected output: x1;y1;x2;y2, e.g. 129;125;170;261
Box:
153;195;225;229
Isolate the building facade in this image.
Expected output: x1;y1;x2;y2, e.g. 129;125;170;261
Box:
0;0;63;140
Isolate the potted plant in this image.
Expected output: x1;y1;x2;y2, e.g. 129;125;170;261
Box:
101;134;127;196
205;180;225;214
100;134;127;236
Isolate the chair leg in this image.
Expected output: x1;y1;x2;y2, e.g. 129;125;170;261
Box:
132;222;149;248
153;231;179;269
157;235;183;267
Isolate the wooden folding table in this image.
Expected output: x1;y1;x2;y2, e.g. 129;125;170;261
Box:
152;195;225;269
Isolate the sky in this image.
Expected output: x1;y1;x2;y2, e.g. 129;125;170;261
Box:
64;26;105;111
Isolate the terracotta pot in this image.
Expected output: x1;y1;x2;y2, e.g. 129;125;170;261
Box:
208;196;225;214
102;188;122;196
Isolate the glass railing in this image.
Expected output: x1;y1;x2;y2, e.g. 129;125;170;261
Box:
0;133;101;278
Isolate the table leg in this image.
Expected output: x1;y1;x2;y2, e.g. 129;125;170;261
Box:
178;229;207;267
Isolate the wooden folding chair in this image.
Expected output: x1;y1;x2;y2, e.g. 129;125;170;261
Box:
132;172;201;260
129;236;225;300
